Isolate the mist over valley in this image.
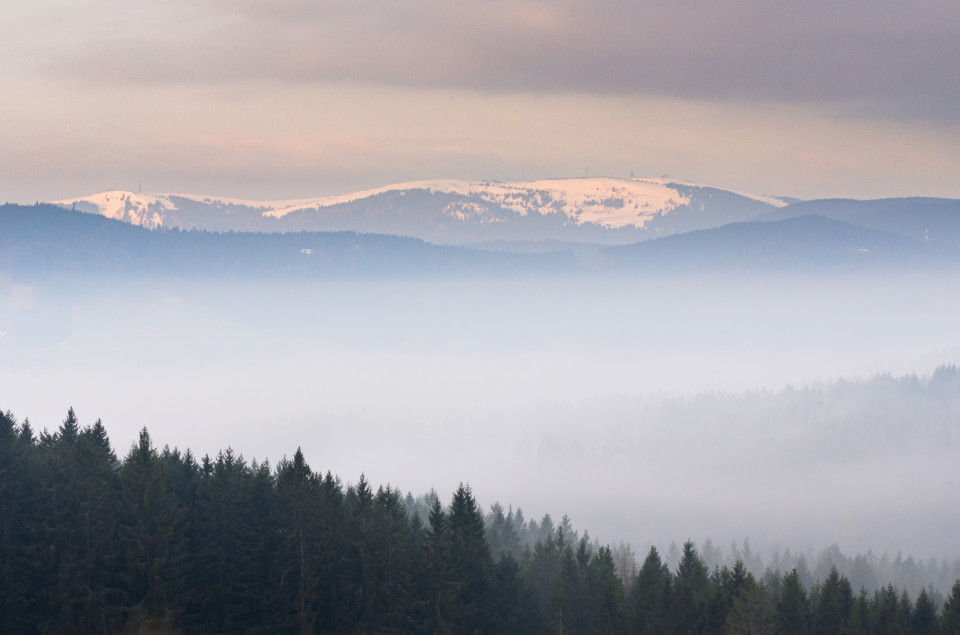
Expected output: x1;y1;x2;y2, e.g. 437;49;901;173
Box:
4;195;960;562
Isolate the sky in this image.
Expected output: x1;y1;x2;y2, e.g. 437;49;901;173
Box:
2;0;960;203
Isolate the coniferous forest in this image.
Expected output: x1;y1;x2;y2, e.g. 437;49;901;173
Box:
3;408;960;634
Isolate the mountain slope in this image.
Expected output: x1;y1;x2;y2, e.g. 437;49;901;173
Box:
0;204;570;279
5;204;958;279
55;177;787;245
756;197;960;248
603;215;946;273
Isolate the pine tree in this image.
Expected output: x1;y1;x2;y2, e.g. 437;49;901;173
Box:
421;498;457;634
70;418;122;633
814;567;853;633
35;408;116;634
486;502;522;561
525;531;561;628
912;587;938;635
843;588;870;635
492;552;538;634
272;448;322;634
588;545;626;634
116;428;188;631
370;484;416;631
722;575;771;635
774;568;810;634
0;410;44;632
315;470;350;633
446;483;495;632
939;579;960;634
189;448;267;632
675;540;711;633
346;478;416;632
870;584;907;634
629;546;674;634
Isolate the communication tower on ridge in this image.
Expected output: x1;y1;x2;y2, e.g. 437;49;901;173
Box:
137;180;142;194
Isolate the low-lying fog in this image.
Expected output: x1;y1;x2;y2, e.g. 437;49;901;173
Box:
2;273;959;559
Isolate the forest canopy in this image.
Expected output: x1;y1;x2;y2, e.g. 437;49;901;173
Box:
2;407;960;633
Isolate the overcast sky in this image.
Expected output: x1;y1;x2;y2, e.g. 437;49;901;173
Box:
3;0;959;202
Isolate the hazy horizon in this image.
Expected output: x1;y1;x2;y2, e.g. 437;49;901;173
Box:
4;272;959;559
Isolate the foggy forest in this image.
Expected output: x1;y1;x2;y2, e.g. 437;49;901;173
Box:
6;0;960;631
3;200;960;632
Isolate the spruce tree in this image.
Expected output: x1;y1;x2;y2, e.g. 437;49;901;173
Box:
629;546;674;634
869;584;907;634
775;569;811;635
272;448;322;634
940;579;960;634
675;540;710;633
492;552;538;634
525;531;561;626
116;428;188;631
0;410;44;632
588;545;626;634
814;567;853;633
446;483;495;632
421;498;457;634
912;587;938;635
369;484;416;631
190;449;266;632
70;418;123;633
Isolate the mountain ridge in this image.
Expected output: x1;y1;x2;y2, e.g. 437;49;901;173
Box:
54;177;789;245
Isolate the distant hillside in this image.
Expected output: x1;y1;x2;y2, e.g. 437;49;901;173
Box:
54;177;786;245
757;197;960;248
0;204;568;280
602;215;950;273
5;204;957;281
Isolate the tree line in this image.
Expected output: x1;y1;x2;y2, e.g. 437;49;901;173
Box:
2;408;960;633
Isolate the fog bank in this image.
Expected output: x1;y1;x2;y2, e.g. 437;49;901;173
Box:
2;273;959;557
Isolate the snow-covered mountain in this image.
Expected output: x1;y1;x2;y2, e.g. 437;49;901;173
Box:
55;177;789;245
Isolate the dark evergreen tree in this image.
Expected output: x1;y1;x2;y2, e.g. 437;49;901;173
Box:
272;448;322;634
446;483;495;632
316;470;351;633
116;428;188;631
912;587;938;635
524;531;562;629
353;481;416;632
0;410;44;632
588;545;626;634
421;498;457;634
704;565;732;635
189;449;269;633
492;552;538;634
870;584;907;634
721;574;770;635
844;588;870;635
675;540;711;633
942;579;960;634
30;409;123;634
70;418;123;633
628;546;674;634
775;569;810;635
814;567;853;633
486;502;522;561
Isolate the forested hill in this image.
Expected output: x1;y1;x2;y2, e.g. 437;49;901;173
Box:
0;204;570;279
3;407;960;633
601;215;949;273
5;203;960;279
